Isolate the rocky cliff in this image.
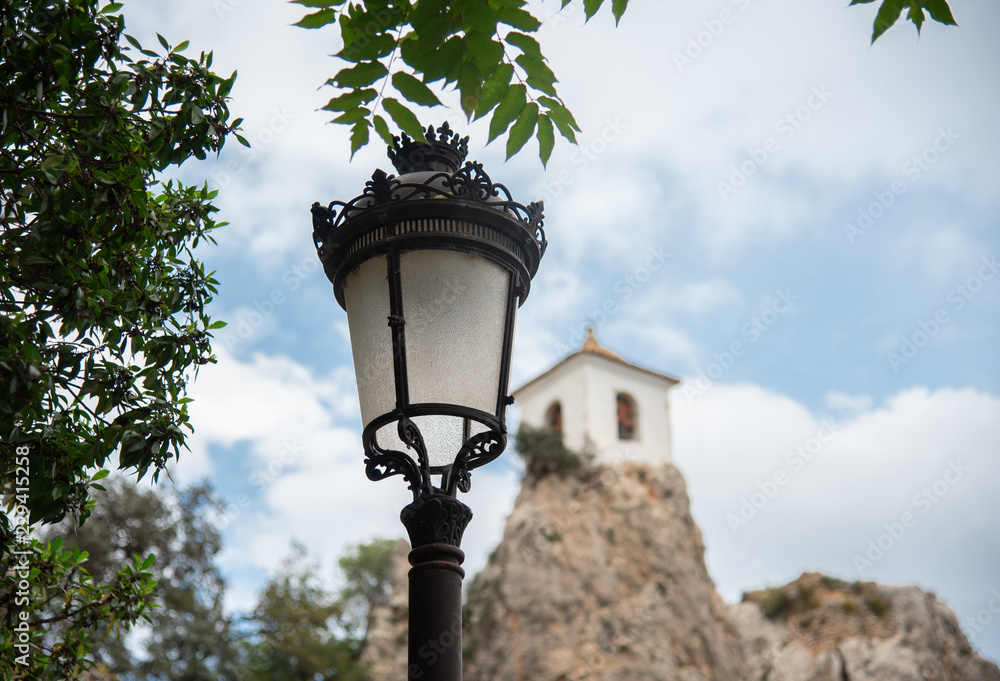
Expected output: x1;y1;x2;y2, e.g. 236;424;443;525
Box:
736;573;1000;681
363;462;1000;681
463;463;744;681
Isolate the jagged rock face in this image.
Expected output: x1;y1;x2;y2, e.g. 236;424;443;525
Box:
362;465;999;681
462;463;746;681
733;572;1000;681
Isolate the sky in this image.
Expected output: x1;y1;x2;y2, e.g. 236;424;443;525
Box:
122;0;1000;664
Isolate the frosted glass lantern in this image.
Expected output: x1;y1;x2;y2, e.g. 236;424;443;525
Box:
311;123;546;498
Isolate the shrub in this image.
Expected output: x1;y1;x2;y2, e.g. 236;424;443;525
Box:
759;587;794;619
866;596;889;618
515;423;591;477
798;584;821;611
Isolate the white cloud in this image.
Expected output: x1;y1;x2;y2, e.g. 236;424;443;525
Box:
672;383;1000;658
527;0;1000;254
122;0;1000;663
172;347;360;486
651;278;741;315
180;346;1000;660
897;220;990;280
824;390;874;414
179;347;523;612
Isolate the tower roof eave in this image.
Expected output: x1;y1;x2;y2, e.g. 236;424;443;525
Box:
512;329;680;397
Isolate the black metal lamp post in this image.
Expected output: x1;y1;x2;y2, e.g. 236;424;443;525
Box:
311;123;546;681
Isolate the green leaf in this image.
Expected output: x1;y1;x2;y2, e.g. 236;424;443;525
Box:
487;83;527;144
91;469;111;481
101;2;124;13
333;108;369;124
157;33;170;50
295;8;338;28
350;120;370;158
338;34;396;63
907;3;925;33
611;0;628;25
584;0;605;21
408;3;461;51
322;88;378;112
474;63;514;121
392;72;442;107
460;3;502;32
497;7;541;31
291;0;346;6
458;61;484;120
466;32;504;71
372;114;394;145
516;55;558;97
382;98;426;142
174;40;190;52
922;0;957;25
537;113;554;167
539;96;580;143
506;102;538;160
505;32;543;59
333;61;389;88
404;36;464;84
871;0;904;42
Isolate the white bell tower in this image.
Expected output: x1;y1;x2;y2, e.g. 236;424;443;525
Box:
512;329;679;466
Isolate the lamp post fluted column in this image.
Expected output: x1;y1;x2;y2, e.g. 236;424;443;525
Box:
401;495;472;681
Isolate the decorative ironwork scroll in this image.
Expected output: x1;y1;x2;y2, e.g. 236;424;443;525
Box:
310;160;546;257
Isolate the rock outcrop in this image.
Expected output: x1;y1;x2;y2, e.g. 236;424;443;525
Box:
363;462;1000;681
463;463;745;681
735;573;1000;681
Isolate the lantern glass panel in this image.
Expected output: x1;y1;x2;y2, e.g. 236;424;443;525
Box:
375;414;467;468
342;254;395;427
400;250;510;415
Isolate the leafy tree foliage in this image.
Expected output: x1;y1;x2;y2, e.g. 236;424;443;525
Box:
5;473;396;680
850;0;957;43
0;0;240;675
241;542;371;681
1;524;157;677
0;0;241;530
336;538;396;642
47;478;242;681
294;0;957;164
1;477;241;678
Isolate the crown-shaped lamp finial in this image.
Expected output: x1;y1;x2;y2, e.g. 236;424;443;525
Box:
388;122;470;174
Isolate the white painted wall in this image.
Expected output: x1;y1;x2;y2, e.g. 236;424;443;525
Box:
513;353;676;465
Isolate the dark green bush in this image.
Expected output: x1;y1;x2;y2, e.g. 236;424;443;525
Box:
866;596;889;618
515;423;591;477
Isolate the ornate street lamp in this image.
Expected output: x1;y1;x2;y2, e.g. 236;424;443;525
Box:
311;123;545;681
